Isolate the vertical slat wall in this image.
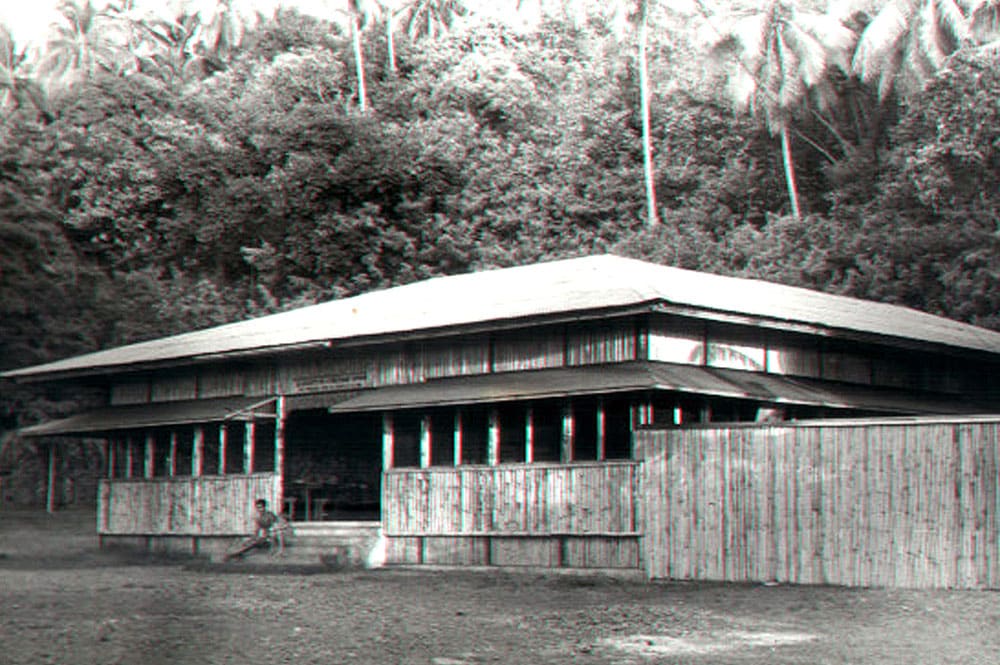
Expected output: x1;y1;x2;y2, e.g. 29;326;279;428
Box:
637;420;1000;589
383;462;641;568
97;473;281;536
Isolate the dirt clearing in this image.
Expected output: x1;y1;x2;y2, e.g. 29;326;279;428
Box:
1;508;998;664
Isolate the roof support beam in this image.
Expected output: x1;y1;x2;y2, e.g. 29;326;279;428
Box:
45;443;56;514
453;410;462;466
144;433;155;479
420;415;432;469
244;422;255;474
382;413;394;471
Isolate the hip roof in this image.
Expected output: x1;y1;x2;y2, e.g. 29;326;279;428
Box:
6;254;1000;381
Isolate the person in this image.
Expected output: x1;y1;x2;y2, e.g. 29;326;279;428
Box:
224;498;288;561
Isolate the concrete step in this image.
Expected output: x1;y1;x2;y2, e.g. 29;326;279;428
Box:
279;521;384;568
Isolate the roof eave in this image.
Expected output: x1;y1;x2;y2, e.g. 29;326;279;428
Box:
2;302;661;384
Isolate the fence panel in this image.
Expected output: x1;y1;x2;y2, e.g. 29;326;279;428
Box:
638;419;1000;589
98;473;280;536
383;461;641;568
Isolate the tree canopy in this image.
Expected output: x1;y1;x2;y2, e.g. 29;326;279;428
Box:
1;0;999;502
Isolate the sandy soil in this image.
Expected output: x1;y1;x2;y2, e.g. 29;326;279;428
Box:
1;508;999;665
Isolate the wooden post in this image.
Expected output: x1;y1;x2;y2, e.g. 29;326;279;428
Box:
275;396;286;500
525;406;535;464
125;438;134;479
453;410;463;466
218;423;228;475
168;432;178;477
382;413;394;470
107;440;116;479
596;399;607;461
420;415;432;468
244;421;255;474
561;401;575;463
192;426;205;477
45;443;56;514
487;408;500;466
144;433;155;478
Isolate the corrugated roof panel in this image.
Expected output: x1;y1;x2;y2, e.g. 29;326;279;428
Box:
323;362;975;415
18;396;274;437
6;254;1000;380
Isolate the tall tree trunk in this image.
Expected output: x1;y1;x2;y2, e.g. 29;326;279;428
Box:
386;9;396;75
638;0;659;227
352;16;368;112
780;125;802;220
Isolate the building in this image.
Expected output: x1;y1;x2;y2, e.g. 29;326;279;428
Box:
6;254;1000;572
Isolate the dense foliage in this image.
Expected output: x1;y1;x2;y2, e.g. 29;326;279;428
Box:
1;0;998;503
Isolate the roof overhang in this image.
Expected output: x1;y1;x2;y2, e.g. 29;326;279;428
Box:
301;362;979;415
18;396;276;438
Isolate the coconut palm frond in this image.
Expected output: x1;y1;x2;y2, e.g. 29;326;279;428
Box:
971;0;1000;42
851;1;907;85
853;0;978;99
781;21;827;87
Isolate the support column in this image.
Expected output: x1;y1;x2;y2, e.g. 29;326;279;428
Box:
125;438;134;479
219;422;229;476
45;443;56;514
560;402;574;463
192;426;205;477
144;433;155;479
382;413;395;471
274;396;286;501
487;408;500;466
107;440;116;479
596;399;607;461
524;406;534;464
453;410;463;466
168;432;178;477
630;399;653;459
244;421;255;474
218;424;228;475
420;415;432;469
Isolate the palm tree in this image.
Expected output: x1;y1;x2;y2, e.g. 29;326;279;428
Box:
636;0;658;227
348;0;379;113
380;0;402;75
401;0;468;41
133;12;215;84
702;0;855;220
851;0;976;100
0;25;49;120
40;0;129;86
197;0;245;61
970;0;1000;45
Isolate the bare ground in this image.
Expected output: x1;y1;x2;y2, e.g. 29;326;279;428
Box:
1;508;998;665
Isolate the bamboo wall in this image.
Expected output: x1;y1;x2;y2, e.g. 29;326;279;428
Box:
111;320;643;405
97;473;280;536
637;420;1000;589
382;462;641;568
